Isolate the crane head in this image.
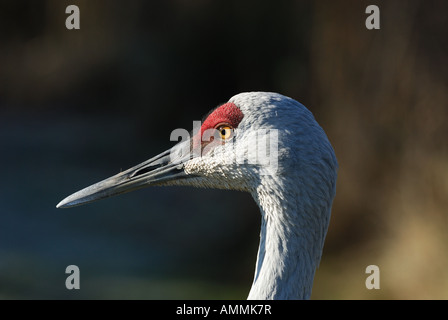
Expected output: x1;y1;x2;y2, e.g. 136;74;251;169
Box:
57;92;337;209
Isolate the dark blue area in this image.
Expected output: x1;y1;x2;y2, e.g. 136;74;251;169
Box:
0;113;259;299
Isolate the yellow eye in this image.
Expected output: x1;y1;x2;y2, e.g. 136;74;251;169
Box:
217;125;233;140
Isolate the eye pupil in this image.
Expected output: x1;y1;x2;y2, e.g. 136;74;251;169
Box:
216;125;233;140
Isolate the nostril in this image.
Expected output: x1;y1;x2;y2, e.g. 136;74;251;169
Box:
130;165;158;178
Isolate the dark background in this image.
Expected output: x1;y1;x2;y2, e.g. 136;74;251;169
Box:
1;0;447;299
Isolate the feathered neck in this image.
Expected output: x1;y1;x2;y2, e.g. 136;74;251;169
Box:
247;178;328;300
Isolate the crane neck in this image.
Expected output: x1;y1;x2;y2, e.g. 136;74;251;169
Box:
247;181;326;300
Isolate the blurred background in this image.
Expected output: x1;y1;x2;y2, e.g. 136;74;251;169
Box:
1;0;447;299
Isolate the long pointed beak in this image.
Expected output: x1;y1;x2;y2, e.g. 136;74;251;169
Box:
56;140;194;208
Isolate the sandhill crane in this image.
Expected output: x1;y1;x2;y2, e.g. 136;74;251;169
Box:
57;92;338;299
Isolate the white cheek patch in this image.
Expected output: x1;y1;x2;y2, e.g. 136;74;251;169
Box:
184;156;226;177
183;156;250;192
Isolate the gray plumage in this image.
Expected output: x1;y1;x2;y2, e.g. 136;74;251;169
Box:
57;92;338;300
185;92;338;299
